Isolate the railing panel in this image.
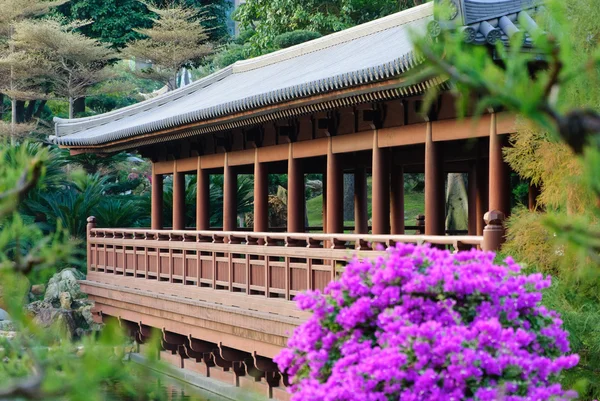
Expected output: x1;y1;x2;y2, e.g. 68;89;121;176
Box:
85;226;485;302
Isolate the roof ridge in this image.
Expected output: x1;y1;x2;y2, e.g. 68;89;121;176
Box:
232;2;433;74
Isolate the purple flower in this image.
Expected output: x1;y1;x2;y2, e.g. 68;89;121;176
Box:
276;244;579;401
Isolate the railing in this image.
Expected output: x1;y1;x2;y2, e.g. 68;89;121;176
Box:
85;213;504;301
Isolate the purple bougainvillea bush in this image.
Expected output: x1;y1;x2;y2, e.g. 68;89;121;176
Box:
275;244;580;401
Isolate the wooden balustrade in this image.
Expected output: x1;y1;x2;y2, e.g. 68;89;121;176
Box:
86;217;490;301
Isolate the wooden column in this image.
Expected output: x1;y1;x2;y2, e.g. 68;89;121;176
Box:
390;165;405;234
372;130;390;234
424;121;445;235
354;166;368;234
326;138;343;234
172;166;186;230
489;112;511;216
322;173;327;233
528;183;540;211
254;149;268;232
287;144;305;233
223;154;237;231
151;165;164;230
476;156;489;235
196;159;209;230
467;161;478;236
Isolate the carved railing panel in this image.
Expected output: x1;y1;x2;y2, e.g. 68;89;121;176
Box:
86;226;485;300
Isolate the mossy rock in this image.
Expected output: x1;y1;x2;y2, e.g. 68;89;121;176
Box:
44;268;86;306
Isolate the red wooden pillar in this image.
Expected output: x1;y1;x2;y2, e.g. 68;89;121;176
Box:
476;156;489;235
354;166;368;234
326;138;343;234
172;166;186;230
196;159;209;230
151;165;164;230
468;161;478;236
223;154;237;231
322;173;328;233
372;130;390;234
287;144;305;233
489;113;511;216
390;165;405;234
254;149;268;232
528;183;540;211
424;121;445;235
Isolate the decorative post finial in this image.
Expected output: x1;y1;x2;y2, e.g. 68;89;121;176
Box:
482;210;505;251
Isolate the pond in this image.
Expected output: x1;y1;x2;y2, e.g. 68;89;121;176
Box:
108;375;233;401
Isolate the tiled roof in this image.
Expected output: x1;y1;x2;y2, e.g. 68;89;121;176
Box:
428;0;541;46
53;0;541;149
53;3;433;147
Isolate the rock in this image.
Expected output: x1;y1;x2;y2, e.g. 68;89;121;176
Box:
31;284;45;296
59;292;73;310
0;308;9;321
28;303;77;339
44;268;85;306
0;331;16;339
0;320;14;331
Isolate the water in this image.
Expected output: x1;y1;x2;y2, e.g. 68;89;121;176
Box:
107;375;231;401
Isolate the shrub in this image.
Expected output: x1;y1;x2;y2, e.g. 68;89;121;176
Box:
274;30;322;49
276;244;579;401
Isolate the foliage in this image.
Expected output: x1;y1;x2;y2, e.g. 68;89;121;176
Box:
125;2;213;90
11;17;117;118
274;30;322;49
57;0;155;48
276;244;579;400
58;0;231;48
234;0;415;55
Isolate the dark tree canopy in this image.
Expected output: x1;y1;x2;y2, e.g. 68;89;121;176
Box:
58;0;231;48
57;0;153;48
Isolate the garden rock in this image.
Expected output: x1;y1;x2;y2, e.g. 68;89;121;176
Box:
0;320;14;331
31;284;45;296
0;308;9;321
44;268;85;306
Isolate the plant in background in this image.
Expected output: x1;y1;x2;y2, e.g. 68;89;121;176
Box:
276;244;579;401
0;139;176;400
124;1;213;91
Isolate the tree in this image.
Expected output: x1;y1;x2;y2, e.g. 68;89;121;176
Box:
234;0;418;55
58;0;231;49
0;0;65;134
12;18;117;118
125;2;213;91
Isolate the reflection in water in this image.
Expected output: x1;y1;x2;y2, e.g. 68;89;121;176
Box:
107;377;225;401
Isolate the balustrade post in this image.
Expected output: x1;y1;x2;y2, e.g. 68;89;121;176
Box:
87;216;96;272
482;210;505;251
